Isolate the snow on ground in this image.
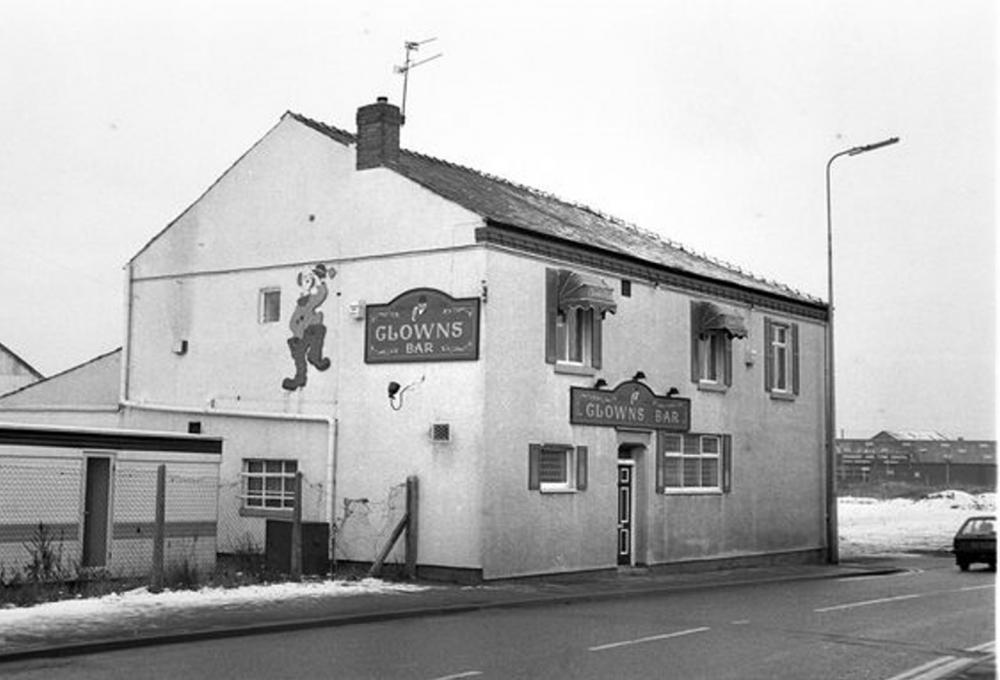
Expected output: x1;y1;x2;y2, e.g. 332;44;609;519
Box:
0;490;993;636
839;490;995;557
0;578;429;639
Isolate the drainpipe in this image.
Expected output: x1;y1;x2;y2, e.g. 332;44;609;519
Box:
120;400;338;560
120;262;134;405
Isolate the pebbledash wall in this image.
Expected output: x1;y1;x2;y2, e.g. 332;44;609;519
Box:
0;424;221;578
90;98;825;580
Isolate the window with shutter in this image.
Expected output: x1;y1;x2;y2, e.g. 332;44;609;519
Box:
545;268;615;371
764;317;799;399
527;443;586;492
690;301;743;391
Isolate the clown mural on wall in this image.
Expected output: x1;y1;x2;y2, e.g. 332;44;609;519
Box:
282;263;334;391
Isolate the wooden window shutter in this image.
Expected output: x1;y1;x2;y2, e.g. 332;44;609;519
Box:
690;302;700;383
763;317;774;392
791;323;800;395
545;269;558;364
576;446;588;490
528;444;541;490
655;434;666;493
723;336;733;387
722;435;733;493
591;313;603;369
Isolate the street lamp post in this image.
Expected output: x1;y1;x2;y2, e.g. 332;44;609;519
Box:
824;136;899;564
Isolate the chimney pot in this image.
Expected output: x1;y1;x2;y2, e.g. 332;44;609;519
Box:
356;98;403;170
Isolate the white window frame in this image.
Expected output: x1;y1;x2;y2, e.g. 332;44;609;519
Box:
698;332;727;384
258;288;281;324
241;458;297;511
555;307;593;367
770;322;791;393
662;434;722;493
538;444;576;493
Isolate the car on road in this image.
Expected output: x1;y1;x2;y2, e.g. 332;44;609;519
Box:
953;515;996;571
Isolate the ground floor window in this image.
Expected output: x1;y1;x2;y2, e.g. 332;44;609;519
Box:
241;459;297;510
657;433;731;493
528;444;588;492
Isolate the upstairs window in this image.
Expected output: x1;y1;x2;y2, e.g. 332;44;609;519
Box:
690;301;747;390
555;307;593;364
259;288;281;324
764;317;799;398
545;268;616;372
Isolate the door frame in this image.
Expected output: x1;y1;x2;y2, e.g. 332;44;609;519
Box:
617;458;636;566
80;452;115;569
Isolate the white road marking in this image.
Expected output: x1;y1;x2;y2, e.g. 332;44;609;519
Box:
816;583;995;612
815;593;923;612
883;641;994;680
588;626;710;652
428;671;483;680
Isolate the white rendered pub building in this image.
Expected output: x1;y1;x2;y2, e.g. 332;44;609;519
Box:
103;98;827;580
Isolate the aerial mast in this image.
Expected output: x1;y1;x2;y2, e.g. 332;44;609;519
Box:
395;38;443;120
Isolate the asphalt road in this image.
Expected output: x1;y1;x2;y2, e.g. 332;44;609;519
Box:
2;556;993;680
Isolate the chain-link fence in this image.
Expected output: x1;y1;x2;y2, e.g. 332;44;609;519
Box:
0;457;219;583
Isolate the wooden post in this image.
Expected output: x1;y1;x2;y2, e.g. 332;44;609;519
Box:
405;475;418;580
151;464;166;592
290;471;303;580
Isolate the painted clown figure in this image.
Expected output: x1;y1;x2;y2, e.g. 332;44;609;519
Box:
282;263;333;391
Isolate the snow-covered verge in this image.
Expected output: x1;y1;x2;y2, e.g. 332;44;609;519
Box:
839;490;996;557
0;578;428;640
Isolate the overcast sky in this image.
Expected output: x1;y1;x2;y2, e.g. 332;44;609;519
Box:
0;0;995;438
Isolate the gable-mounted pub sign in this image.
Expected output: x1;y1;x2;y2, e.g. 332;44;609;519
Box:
365;288;480;363
570;381;691;432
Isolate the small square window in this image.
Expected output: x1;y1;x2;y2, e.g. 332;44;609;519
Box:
242;458;297;511
259;289;281;324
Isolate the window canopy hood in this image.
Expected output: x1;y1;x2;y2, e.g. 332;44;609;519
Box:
694;301;748;338
557;269;617;316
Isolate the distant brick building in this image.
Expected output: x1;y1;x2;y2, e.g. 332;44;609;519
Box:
837;430;996;488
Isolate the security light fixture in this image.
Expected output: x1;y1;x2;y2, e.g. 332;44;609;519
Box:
632;371;646;382
594;379;608;389
666;387;680;398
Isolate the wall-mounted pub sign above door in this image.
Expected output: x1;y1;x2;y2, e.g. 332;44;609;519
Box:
365;288;480;363
570;381;690;432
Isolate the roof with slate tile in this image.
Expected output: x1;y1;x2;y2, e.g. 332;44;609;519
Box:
290;111;822;306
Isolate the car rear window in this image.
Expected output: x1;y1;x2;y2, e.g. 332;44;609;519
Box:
959;518;996;536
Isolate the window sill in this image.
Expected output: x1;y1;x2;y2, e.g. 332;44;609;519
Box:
239;507;294;519
554;362;596;377
539;486;578;494
697;381;728;393
769;390;796;402
661;488;723;496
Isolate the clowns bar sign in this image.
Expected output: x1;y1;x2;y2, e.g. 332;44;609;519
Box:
365;288;480;363
570;381;690;432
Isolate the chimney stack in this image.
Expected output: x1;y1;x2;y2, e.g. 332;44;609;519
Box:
356;97;403;170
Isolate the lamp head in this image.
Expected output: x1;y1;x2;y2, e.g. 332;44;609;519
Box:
632;371;646;382
848;136;900;156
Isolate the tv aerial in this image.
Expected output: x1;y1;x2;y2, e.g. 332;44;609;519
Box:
394;37;443;120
